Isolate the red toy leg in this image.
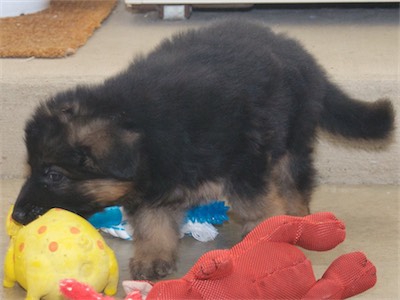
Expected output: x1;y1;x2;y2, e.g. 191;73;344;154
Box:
236;212;345;254
302;252;377;299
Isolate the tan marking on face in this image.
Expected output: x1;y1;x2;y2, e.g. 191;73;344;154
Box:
79;179;132;204
68;119;112;158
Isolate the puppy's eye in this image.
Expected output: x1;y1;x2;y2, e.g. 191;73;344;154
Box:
46;171;65;183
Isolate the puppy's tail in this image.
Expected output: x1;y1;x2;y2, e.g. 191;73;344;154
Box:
319;82;395;140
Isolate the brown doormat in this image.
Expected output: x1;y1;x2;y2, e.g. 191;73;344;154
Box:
0;0;117;58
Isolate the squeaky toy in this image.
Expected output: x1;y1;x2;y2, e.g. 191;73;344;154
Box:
3;206;119;300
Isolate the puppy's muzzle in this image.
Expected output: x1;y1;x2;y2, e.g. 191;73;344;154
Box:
12;181;46;225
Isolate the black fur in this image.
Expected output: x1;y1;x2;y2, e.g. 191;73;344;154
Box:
13;20;394;279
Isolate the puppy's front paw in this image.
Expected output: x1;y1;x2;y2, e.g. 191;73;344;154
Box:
129;257;176;280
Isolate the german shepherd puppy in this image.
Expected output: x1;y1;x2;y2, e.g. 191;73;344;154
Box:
13;21;394;280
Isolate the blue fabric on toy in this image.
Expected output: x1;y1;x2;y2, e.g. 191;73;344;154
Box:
88;206;123;229
88;201;229;242
88;206;133;240
185;201;229;225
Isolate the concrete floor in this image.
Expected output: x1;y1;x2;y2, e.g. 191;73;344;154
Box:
1;180;399;299
0;1;399;299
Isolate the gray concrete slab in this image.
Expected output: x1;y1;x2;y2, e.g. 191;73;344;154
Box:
1;179;399;299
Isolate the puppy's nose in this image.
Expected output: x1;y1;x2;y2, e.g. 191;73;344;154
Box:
12;209;30;225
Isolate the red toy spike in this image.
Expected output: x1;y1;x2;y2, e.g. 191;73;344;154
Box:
60;279;114;300
125;291;143;300
60;279;143;300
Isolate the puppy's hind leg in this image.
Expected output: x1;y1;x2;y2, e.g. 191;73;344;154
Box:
269;153;313;217
229;188;287;237
229;153;312;236
129;206;182;280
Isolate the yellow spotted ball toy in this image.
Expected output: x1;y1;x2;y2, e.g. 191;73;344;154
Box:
3;206;119;300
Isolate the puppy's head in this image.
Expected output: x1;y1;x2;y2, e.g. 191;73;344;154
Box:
13;87;141;224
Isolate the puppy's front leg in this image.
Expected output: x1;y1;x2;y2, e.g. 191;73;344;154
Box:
129;206;181;280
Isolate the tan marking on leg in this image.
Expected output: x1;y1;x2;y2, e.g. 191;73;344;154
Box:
230;182;288;235
270;153;310;216
129;207;181;279
167;180;227;207
230;153;310;235
192;181;226;200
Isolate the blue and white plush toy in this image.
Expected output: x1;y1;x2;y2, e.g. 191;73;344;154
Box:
88;206;133;241
88;201;229;242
